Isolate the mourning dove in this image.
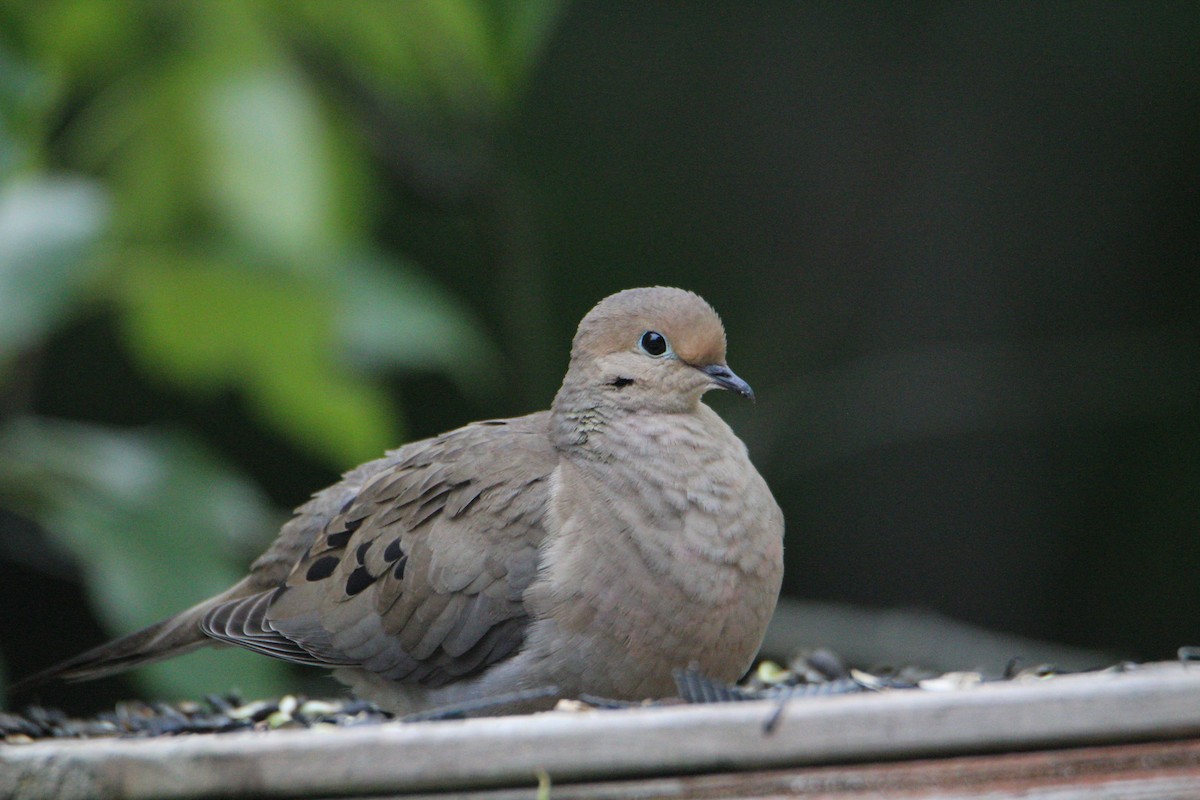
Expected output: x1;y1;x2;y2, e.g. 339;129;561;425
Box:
18;287;784;714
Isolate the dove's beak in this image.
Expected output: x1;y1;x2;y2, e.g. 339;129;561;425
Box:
700;363;755;400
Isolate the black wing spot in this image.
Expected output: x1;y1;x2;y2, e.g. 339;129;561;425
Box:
345;517;364;533
325;529;352;549
355;540;372;565
345;566;377;597
383;537;403;562
392;554;408;580
306;556;340;582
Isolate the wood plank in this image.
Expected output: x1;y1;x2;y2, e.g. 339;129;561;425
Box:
390;739;1200;800
3;662;1200;800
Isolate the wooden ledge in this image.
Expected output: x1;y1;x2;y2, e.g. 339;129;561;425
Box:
4;662;1200;799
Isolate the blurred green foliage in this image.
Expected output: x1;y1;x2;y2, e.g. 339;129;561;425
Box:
0;0;561;702
0;418;283;698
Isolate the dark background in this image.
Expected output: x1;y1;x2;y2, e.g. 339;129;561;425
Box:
2;2;1197;711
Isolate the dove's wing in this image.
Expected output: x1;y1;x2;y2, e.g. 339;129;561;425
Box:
201;412;558;687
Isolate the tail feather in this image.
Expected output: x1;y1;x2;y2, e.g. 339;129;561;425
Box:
9;578;259;696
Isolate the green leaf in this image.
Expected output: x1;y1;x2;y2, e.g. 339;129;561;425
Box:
338;255;503;398
114;254;401;467
0;177;109;364
0;417;291;700
199;64;349;267
289;0;562;117
16;0;142;91
0;40;59;179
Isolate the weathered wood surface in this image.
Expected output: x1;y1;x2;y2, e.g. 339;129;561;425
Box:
400;739;1200;800
4;662;1200;800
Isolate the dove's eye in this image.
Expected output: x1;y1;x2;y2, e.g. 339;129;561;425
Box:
638;331;670;357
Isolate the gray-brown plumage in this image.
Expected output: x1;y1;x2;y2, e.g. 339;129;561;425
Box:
17;287;784;714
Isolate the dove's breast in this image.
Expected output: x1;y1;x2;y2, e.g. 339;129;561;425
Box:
518;404;784;700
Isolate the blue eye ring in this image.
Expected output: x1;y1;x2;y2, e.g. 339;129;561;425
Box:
638;330;671;357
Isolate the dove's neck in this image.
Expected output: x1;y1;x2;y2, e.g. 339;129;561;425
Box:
549;396;612;455
551;377;604;451
550;379;705;458
550;384;738;491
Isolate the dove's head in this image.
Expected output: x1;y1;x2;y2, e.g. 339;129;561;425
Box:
557;286;753;416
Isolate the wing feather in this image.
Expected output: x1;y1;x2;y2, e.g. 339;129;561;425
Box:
203;412;556;687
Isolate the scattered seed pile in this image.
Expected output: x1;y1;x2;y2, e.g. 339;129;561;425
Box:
0;649;1141;744
0;694;391;743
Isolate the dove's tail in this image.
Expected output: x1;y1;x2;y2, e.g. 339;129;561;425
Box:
8;578;259;695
